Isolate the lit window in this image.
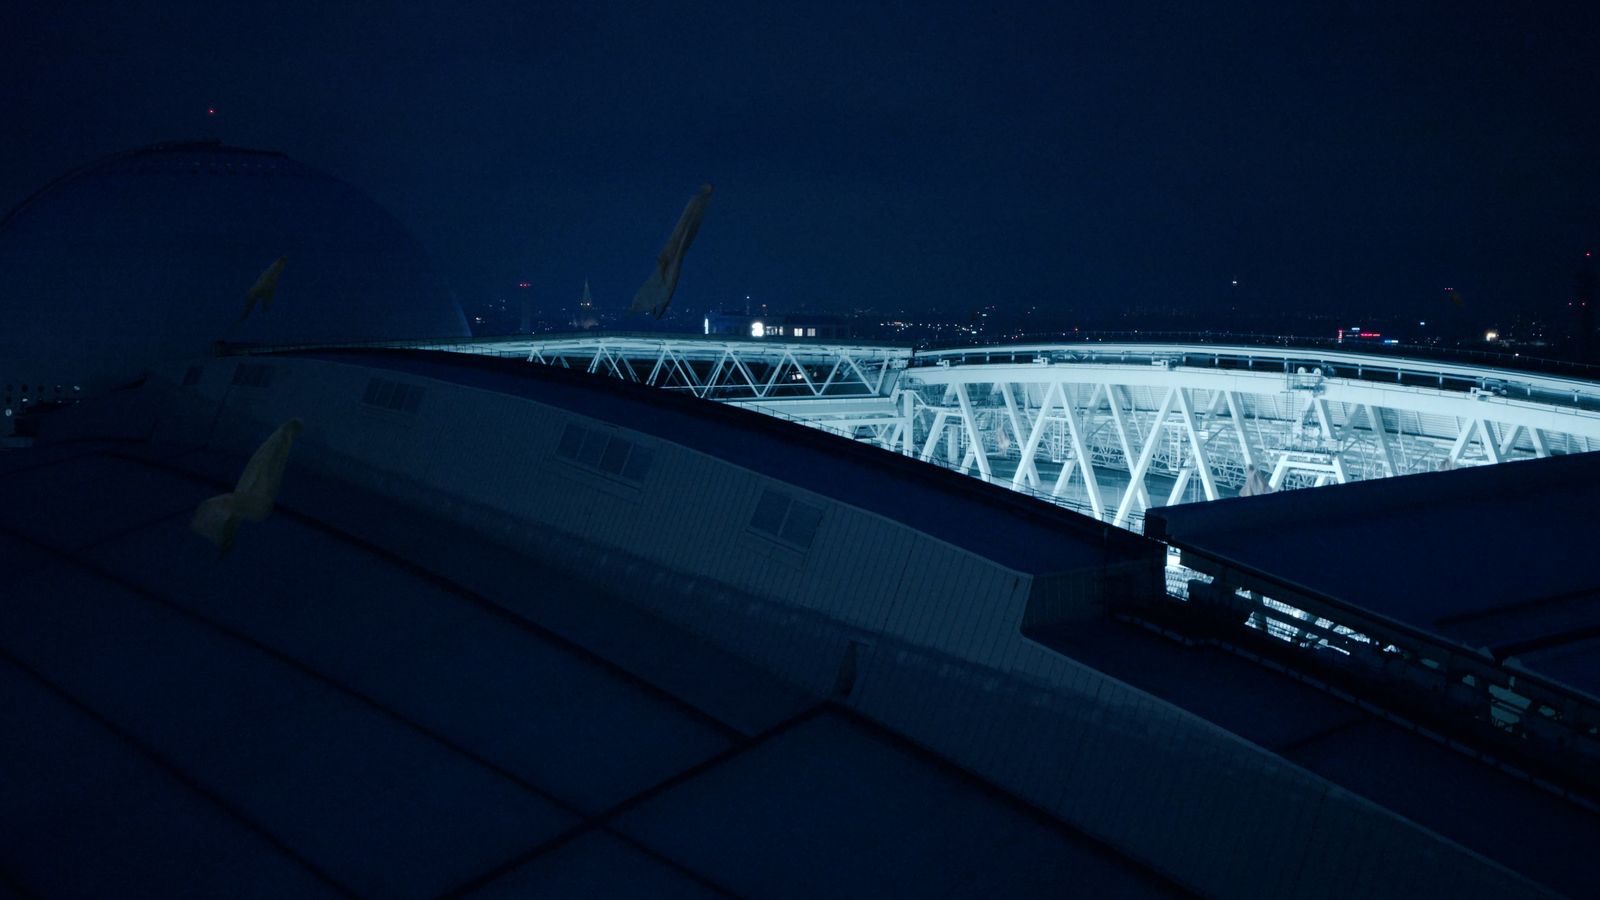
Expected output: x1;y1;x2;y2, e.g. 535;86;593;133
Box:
751;321;765;337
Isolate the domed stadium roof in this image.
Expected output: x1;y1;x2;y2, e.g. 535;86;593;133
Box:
2;345;1593;897
0;140;467;399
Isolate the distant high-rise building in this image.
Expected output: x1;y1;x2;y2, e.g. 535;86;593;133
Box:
572;279;599;329
1577;252;1596;361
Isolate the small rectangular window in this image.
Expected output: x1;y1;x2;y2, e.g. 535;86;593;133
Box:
622;445;654;481
751;489;791;536
751;487;824;550
577;430;607;468
557;423;586;459
599;436;630;475
781;501;823;548
555;422;654;484
360;377;424;413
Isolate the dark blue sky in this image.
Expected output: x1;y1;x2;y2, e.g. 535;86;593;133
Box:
4;0;1598;323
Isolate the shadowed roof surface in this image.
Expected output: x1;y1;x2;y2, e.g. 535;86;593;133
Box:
1146;452;1600;697
0;435;1175;898
284;347;1149;576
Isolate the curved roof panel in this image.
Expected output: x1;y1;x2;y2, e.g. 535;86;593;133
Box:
0;140;467;396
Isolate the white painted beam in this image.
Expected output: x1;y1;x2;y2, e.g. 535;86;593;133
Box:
1113;387;1177;528
953;382;993;482
1175;387;1219;502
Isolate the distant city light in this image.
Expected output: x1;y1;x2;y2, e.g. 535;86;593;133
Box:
517;282;531;289
1485;330;1499;342
206;106;216;116
751;320;765;338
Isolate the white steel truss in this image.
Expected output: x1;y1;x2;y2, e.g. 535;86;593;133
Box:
373;333;911;402
357;332;914;444
378;335;1600;533
902;343;1600;530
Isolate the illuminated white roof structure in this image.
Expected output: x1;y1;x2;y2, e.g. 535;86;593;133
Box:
899;341;1600;530
349;334;1600;531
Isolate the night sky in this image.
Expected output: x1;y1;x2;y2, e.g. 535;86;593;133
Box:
5;0;1598;326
